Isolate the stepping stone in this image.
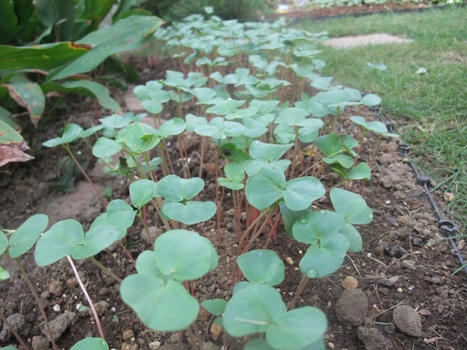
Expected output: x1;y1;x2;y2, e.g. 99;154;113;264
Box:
323;33;413;49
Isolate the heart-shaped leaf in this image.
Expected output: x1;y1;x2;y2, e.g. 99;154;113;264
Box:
330;188;373;224
292;210;346;245
130;179;158;209
237;250;284;286
283;177;325;211
121;275;199;331
9;214;48;258
157;175;205;202
161;201;217;225
246;165;285;210
72;224;120;260
70;337;109;350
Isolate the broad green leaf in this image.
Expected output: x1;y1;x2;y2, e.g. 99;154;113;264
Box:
315;133;343;157
90;213;127;241
0;43;90;71
223;284;286;337
361;94;382;106
161;201;217;225
92;137;124;158
246;165;285;210
135;250;168;281
41;80;121;112
250;99;279;115
129;179;157;209
283;177;325;211
249;140;293;162
346;162;371;180
339;223;362;252
0;231;8;256
48;16;163;81
0;266;10;281
245;339;275;350
237;250;284;286
202;299;227;317
322;154;353;169
72;224;120;260
9;214;48;258
330;188;373;224
34;219;83;266
299;233;349;278
70;337;109;350
117;122;160;154
121;275;199;331
5;79;44;127
159;118;186;138
292;210;346;245
106;199;137;230
154;229;216;281
266;307;327;350
279;202;312;237
157;175;204;202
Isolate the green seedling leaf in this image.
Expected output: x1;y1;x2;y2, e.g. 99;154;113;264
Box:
134;81;176;114
192;87;217;104
339;223;362;252
243;117;268;138
299;233;349;278
292;210;346;245
246;165;285;210
249;140;293;163
346;162;371;180
154;229;217;281
223;284;286;337
349;116;388;134
245;339;275;350
206;99;245;115
202;299;227;317
310;77;333;90
121;275;199;331
275;108;309;126
186;114;208;132
237;250;284;286
195;117;245;140
330;188;373;224
157;175;204;202
232;281;253;295
81;125;105;139
279;202;312;237
130;179;158;209
70;337;109;350
0;231;8;256
9;214;48;258
218;162;245;190
315;133;343;157
162;201;217;225
72;224;120;260
250;99;279;115
106;199;137;230
283;177;325;211
361;94;382;107
90;213;127;241
141;157;163;173
35;219;83;266
159;118;186;138
43;124;84;147
274;124;296;144
117;122;160;154
367;62;387;71
322;154;353;169
135;250;168;281
92;137;124;158
0;266;10;281
266;307;327;350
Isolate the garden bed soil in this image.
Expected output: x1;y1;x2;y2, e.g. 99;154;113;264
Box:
268;2;434;21
1;34;467;350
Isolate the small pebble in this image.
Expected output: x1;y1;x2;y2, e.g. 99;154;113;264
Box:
397;288;403;293
53;304;61;312
285;257;294;265
122;329;134;341
341;276;358;289
149;341;161;350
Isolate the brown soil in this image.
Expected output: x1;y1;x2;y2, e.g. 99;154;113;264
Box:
267;2;434;21
1;16;467;350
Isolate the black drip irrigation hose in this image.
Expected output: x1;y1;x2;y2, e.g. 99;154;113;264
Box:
368;105;467;279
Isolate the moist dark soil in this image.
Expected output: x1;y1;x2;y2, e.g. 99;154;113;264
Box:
1;14;467;350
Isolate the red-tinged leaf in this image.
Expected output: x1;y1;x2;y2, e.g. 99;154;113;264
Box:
0;144;34;167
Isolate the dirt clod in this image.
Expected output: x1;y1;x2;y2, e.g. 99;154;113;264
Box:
393;305;422;337
335;288;368;326
31;335;50;350
0;313;25;341
357;326;394;350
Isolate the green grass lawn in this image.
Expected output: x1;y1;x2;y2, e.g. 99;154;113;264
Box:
298;6;467;229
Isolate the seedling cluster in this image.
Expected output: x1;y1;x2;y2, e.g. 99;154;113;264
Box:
0;9;398;350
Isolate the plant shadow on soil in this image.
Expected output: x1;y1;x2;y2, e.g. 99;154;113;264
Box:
1;42;467;350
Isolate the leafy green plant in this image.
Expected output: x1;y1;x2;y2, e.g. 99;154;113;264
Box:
0;12;398;349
